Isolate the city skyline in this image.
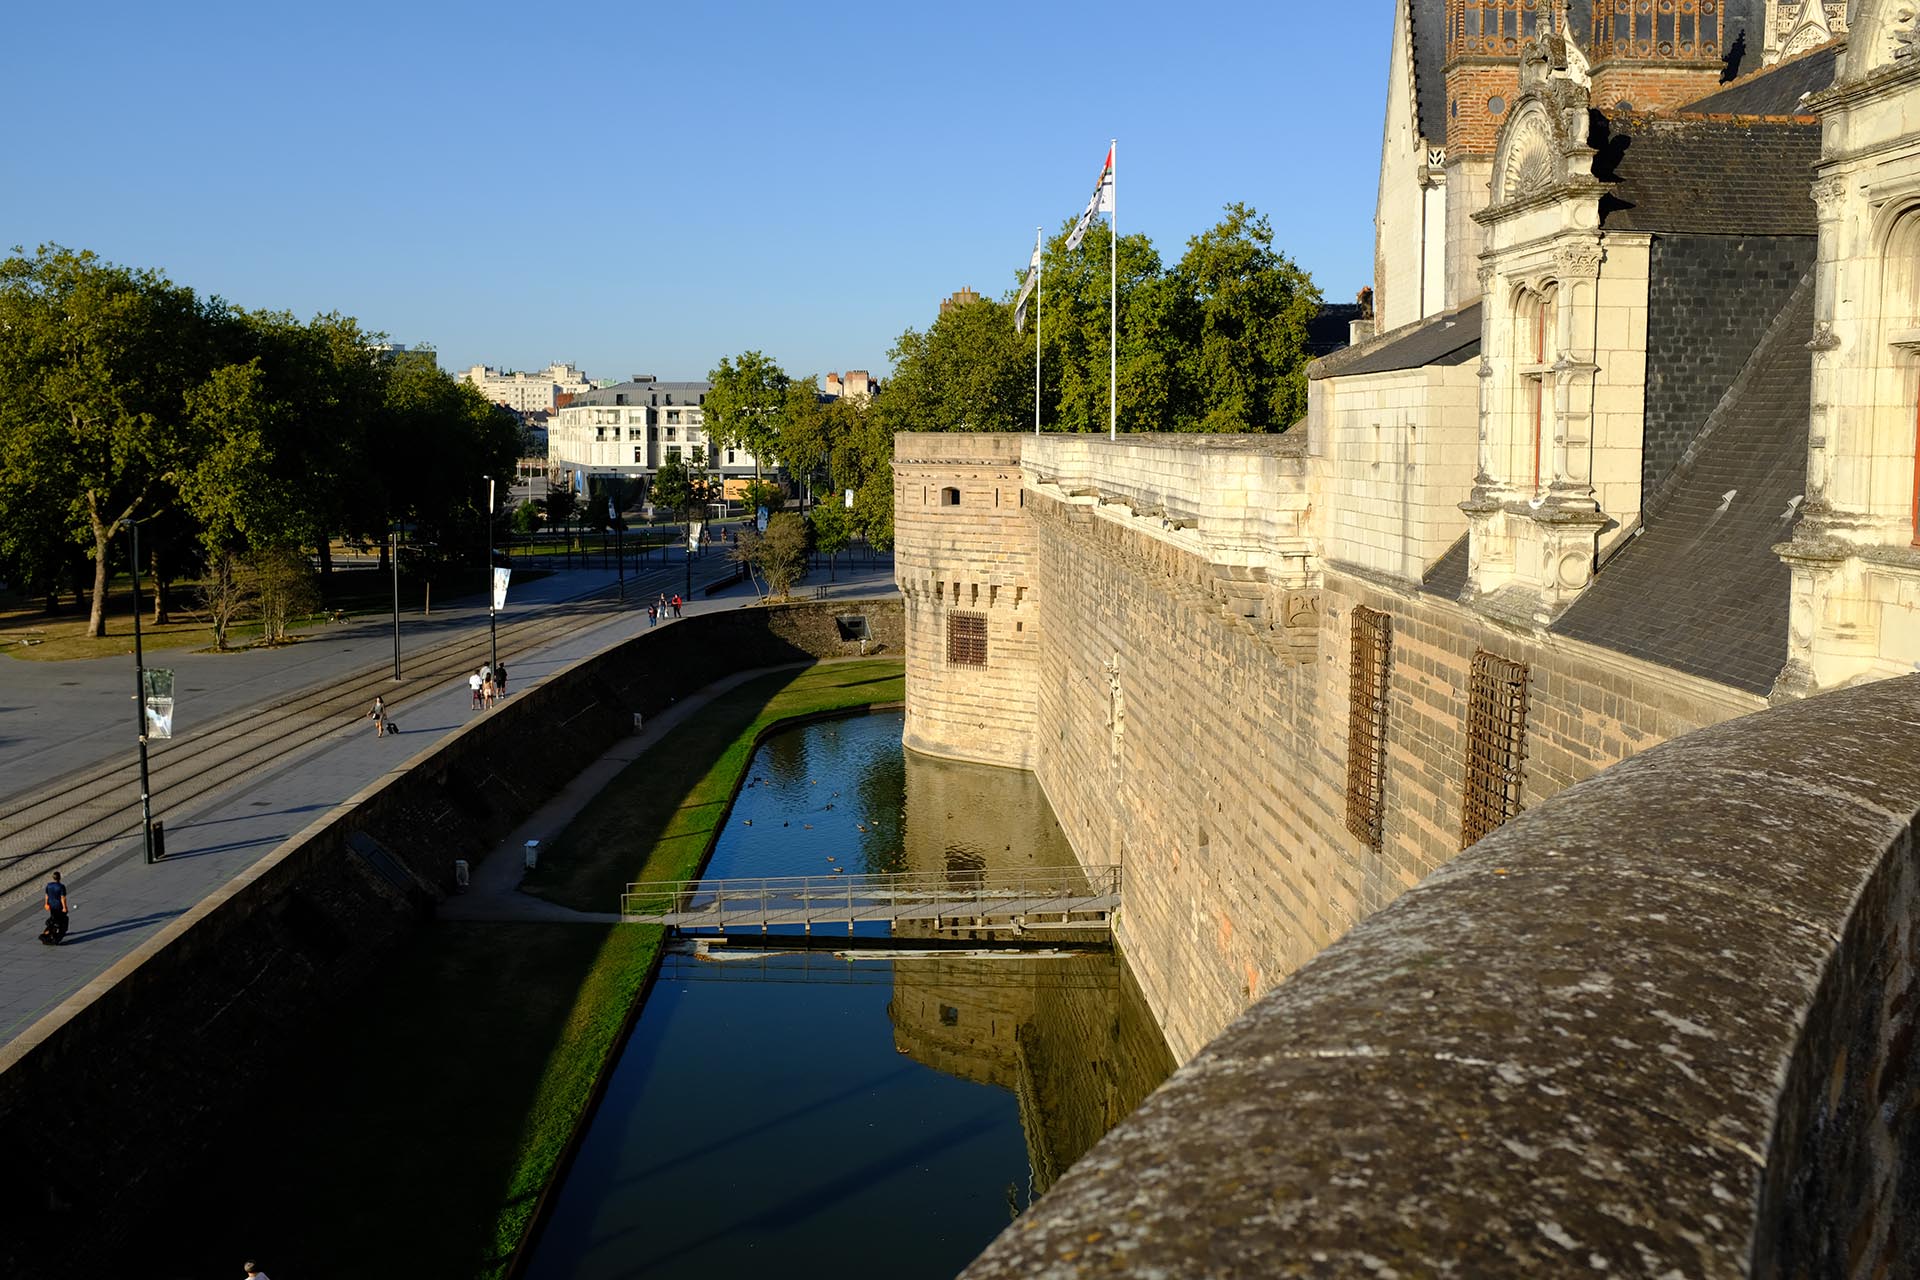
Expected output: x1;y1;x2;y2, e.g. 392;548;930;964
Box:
0;0;1387;380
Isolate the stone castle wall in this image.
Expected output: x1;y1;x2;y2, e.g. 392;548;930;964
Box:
896;433;1762;1060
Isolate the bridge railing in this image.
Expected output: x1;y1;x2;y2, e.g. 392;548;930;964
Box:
619;864;1121;923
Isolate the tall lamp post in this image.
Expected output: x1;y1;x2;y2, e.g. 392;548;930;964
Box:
484;475;499;675
128;521;157;864
390;517;402;681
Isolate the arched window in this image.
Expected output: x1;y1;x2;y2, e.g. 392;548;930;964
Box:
1514;287;1557;491
1887;212;1920;544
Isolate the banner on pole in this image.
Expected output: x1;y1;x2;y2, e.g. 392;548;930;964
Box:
1014;234;1041;332
1064;144;1115;251
143;668;175;740
843;488;855;509
491;567;511;612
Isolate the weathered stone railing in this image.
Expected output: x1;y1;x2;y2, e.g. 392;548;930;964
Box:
961;674;1920;1278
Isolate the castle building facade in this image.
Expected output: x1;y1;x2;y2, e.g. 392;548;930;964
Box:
895;2;1920;1060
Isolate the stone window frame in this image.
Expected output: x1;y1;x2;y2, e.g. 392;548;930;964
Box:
1877;205;1920;545
946;611;988;668
940;486;962;507
1513;284;1558;493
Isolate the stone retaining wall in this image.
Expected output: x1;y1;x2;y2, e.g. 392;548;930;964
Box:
0;598;901;1278
960;674;1920;1277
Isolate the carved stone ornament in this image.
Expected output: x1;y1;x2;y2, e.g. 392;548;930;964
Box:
1845;1;1920;79
1810;175;1846;219
1498;108;1558;204
1554;242;1603;277
1807;323;1842;352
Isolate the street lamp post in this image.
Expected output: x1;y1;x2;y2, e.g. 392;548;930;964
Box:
391;518;402;681
485;476;498;675
128;521;157;864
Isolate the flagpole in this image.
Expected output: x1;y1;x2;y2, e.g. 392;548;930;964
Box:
1035;226;1043;435
1109;137;1117;442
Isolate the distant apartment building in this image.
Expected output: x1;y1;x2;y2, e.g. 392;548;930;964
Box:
546;376;764;500
457;361;594;414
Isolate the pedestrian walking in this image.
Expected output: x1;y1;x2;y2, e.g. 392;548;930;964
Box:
647;603;657;627
243;1262;271;1280
671;593;683;618
39;871;68;945
656;591;667;619
495;663;508;698
368;695;388;738
482;671;497;710
468;668;483;709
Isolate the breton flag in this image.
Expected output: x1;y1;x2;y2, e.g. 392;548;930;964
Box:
1064;144;1115;251
1013;235;1042;332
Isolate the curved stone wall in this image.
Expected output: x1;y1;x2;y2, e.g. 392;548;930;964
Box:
960;674;1920;1277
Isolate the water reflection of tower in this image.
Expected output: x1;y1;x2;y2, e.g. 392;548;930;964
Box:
886;749;1173;1195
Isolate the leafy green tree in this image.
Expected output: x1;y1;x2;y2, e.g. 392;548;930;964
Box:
876;292;1033;434
826;394;894;551
741;477;784;516
809;500;850;580
0;245;225;636
1172;203;1321;430
179;359;302;649
778;378;833;498
705;350;788;480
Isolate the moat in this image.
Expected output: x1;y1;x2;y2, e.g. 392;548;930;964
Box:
522;710;1173;1279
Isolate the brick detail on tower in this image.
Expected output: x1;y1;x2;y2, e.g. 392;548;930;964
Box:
1443;0;1539;155
1587;0;1728;110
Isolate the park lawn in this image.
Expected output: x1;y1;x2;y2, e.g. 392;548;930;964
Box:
524;657;905;912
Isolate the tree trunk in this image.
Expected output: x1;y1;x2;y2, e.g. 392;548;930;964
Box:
151;546;170;625
316;541;333;602
87;525;110;638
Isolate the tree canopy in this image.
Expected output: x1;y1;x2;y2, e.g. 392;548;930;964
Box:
0;244;521;634
874;203;1320;436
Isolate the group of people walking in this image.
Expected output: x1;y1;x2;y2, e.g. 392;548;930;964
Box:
647;592;683;627
468;662;507;710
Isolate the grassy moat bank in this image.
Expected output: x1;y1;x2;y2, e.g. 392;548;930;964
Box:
142;658;904;1279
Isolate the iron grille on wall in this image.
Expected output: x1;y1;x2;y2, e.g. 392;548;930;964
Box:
947;611;988;667
1460;651;1530;849
1344;606;1393;851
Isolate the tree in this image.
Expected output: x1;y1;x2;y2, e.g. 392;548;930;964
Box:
778;377;833;500
728;526;765;597
178;359;302;650
876;292;1033;434
1172;203;1322;431
0;246;225;636
741;477;784;516
705;351;789;479
810;500;850;580
760;512;808;598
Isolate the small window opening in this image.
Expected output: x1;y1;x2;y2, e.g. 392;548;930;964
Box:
940;486;961;506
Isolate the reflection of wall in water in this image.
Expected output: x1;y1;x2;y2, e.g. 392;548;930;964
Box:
902;748;1075;877
889;955;1173;1196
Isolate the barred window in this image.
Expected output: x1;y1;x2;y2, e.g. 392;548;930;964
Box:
1344;606;1392;851
946;612;988;667
1460;651;1530;849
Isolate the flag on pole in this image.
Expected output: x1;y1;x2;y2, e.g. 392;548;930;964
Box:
1064;144;1115;251
1013;235;1042;332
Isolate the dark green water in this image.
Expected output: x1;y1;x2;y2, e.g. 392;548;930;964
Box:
522;710;1173;1279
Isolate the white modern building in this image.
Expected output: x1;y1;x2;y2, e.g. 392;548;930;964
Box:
546;377;765;499
457;361;595;414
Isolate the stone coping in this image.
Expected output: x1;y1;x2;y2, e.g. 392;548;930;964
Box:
960;674;1920;1278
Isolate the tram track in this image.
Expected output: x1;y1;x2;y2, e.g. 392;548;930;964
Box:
0;560;722;906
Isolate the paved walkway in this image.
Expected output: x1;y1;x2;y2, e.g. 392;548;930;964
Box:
0;556;897;1049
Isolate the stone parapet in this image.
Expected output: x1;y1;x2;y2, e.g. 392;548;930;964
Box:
962;673;1920;1278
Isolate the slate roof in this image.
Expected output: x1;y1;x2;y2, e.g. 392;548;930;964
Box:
570;379;709;407
1420;533;1471;601
1309;302;1481;380
1550;275;1812;694
1676;39;1840;115
1307;304;1364;357
1594;113;1819;235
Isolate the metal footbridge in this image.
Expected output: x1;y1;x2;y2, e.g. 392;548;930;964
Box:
620;866;1122;934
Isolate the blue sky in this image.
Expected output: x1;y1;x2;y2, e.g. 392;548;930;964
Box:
2;1;1389;381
